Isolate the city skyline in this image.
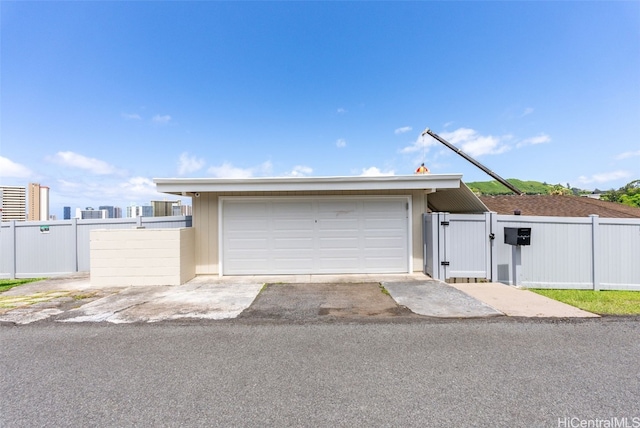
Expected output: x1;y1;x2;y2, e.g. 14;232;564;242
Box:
1;181;190;220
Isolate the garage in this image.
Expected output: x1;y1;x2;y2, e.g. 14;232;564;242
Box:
221;197;410;275
154;174;488;277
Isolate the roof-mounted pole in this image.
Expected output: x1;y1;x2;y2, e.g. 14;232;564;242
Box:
421;128;524;196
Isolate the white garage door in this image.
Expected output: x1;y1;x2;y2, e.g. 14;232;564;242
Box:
221;197;410;275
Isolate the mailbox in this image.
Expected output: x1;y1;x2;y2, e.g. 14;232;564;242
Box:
504;227;531;246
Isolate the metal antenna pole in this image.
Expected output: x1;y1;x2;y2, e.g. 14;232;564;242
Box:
421;128;524;195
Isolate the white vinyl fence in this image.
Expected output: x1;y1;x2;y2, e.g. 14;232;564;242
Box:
424;212;640;291
0;216;192;279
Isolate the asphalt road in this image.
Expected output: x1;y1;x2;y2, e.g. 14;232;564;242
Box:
1;319;639;427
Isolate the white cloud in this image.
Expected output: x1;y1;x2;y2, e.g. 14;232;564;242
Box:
122;113;142;120
336;139;347;148
517;134;551;147
207;162;253;178
207;160;273;178
177;152;205;175
119;176;158;197
577;170;632;185
0;156;32;178
394;126;412;135
521;107;534;117
337;108;347;114
360;166;395;177
615;150;640;160
50;151;119;175
57;179;81;189
287;165;313;177
439;128;510;157
152;114;172;124
402;127;552;158
400;133;439;154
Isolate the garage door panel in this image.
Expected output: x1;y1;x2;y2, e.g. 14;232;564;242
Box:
363;236;405;248
273;237;314;249
363;200;405;213
225;254;269;270
317;257;360;269
364;217;405;229
272;258;314;271
225;219;269;233
317;235;359;249
318;218;358;229
273;219;315;232
226;237;269;250
317;201;358;214
271;201;314;215
222;197;408;275
224;202;269;217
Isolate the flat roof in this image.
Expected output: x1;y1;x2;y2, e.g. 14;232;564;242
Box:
154;174;464;194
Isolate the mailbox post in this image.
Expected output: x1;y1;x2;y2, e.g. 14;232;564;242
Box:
504;227;531;286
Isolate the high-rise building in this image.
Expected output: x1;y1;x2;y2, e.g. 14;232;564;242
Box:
75;208;108;219
126;205;153;218
28;183;49;221
113;207;122;218
99;205;115;219
172;204;193;216
151;200;180;217
0;186;27;221
63;206;71;220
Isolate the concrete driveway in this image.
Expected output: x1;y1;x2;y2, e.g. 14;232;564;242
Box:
0;273;597;325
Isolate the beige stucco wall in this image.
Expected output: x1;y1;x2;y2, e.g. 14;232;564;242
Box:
90;228;195;286
192;190;429;275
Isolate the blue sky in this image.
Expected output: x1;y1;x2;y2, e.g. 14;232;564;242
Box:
1;1;639;217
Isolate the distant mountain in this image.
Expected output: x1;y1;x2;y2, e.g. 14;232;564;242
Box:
466;179;574;196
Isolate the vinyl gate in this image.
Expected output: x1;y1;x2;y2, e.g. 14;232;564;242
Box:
424;212;640;291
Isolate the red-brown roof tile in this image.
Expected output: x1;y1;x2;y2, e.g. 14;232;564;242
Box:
478;195;640;218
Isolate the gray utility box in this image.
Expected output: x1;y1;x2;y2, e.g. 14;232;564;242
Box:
504;227;531;246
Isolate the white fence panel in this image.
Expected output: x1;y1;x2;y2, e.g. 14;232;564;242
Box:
14;220;77;277
598;219;640;290
495;216;595;289
424;212;640;290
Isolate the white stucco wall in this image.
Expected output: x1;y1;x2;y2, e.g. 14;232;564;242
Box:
90;228;195;286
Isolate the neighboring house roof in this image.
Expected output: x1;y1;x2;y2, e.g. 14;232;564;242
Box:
479;195;640;218
154;174;489;214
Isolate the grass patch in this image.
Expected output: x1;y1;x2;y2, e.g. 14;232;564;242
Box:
530;289;640;315
71;292;96;301
0;278;44;293
0;291;70;309
379;284;390;296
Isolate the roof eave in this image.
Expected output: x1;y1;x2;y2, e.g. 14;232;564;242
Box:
154;174;463;194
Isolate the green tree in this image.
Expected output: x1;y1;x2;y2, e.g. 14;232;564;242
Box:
601;179;640;207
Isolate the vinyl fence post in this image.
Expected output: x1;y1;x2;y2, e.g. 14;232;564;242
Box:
9;220;16;279
439;212;450;281
137;216;143;228
71;217;78;273
486;211;498;281
422;213;427;275
511;245;521;286
590;214;600;291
